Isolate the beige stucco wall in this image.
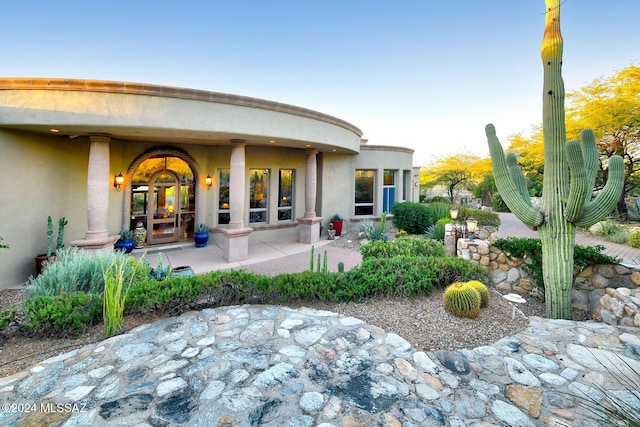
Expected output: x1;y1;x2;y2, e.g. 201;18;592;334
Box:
0;130;91;288
318;145;414;235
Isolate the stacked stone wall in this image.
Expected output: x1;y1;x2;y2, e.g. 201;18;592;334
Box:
459;239;640;327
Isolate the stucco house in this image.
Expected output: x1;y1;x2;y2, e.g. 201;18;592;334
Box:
0;78;417;290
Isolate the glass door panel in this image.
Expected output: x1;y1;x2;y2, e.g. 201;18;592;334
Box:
148;173;180;244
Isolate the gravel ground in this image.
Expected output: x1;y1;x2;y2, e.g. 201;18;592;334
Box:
0;231;563;377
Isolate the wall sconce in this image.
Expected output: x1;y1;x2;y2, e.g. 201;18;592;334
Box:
113;172;124;192
205;175;213;190
414;181;419;187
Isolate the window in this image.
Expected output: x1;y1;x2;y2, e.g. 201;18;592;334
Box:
218;169;230;225
355;169;374;215
383;170;396;214
250;169;269;223
278;169;294;221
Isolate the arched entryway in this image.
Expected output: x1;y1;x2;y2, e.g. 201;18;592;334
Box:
122;147;204;245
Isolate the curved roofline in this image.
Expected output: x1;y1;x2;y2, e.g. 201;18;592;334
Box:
360;144;414;154
0;77;363;137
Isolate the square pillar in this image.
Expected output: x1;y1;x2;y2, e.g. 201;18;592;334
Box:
222;227;252;262
298;216;322;244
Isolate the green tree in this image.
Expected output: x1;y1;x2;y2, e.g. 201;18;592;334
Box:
486;0;624;319
566;64;640;215
421;154;488;203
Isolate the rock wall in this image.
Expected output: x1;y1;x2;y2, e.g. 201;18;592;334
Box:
459;238;640;327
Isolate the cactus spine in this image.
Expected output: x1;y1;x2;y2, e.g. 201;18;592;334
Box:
486;0;624;319
443;282;481;319
466;280;490;308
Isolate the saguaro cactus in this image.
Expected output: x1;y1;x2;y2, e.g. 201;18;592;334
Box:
486;0;624;319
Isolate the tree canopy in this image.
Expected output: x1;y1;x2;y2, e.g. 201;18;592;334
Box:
566;63;640;212
420;153;489;203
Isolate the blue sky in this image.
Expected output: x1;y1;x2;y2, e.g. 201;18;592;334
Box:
2;1;638;165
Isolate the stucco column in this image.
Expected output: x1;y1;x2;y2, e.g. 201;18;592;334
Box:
86;134;111;240
304;149;318;218
71;133;119;250
222;139;252;261
298;148;322;244
228;140;247;230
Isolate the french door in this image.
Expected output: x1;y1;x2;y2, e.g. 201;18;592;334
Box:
147;170;180;244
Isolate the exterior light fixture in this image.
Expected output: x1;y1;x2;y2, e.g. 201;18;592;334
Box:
449;208;458;220
466;217;478;240
113;172;124;192
205;175;213;189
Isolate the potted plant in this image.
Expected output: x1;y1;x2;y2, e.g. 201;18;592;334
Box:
194;223;209;247
114;230;135;253
35;216;67;275
330;214;344;236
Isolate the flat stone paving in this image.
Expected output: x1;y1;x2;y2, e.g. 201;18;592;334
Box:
1;305;639;426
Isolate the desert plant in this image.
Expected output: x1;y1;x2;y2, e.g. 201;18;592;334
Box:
628;230;640;248
425;223;446;241
0;236;8;249
27;248;149;297
195;223;209;233
56;217;68;252
466;280;490;308
119;230;135;241
359;220;388;242
102;256;134;336
443;282;481;319
427;201;454;222
485;0;624;319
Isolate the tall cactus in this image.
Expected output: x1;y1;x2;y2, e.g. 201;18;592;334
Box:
486;0;624;319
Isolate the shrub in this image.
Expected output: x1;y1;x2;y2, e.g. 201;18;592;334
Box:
391;202;433;234
466;280;490;308
426;256;490;288
23;292;103;336
360;236;446;260
342;256;434;301
458;207;501;227
271;271;340;301
27;248;149;298
628;230;640;248
443;282;481;318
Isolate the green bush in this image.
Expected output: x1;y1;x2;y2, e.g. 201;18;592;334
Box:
426;256;490;288
628;230;640;248
391;202;433;234
425;223;446;241
342;256;435;301
271;271;341;301
23;292;103;336
458;207;501;227
27;248;150;298
359;219;388;241
360;236;446;260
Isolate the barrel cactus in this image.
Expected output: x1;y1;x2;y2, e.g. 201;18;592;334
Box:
466;280;490;308
485;0;624;319
443;282;481;319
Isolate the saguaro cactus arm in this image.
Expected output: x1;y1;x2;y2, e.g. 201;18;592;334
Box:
564;139;588;222
579;128;601;206
575;155;624;228
486;124;544;228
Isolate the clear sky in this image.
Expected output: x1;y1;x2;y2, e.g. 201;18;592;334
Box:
2;1;638;166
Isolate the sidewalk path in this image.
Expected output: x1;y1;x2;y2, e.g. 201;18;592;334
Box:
498;212;640;265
